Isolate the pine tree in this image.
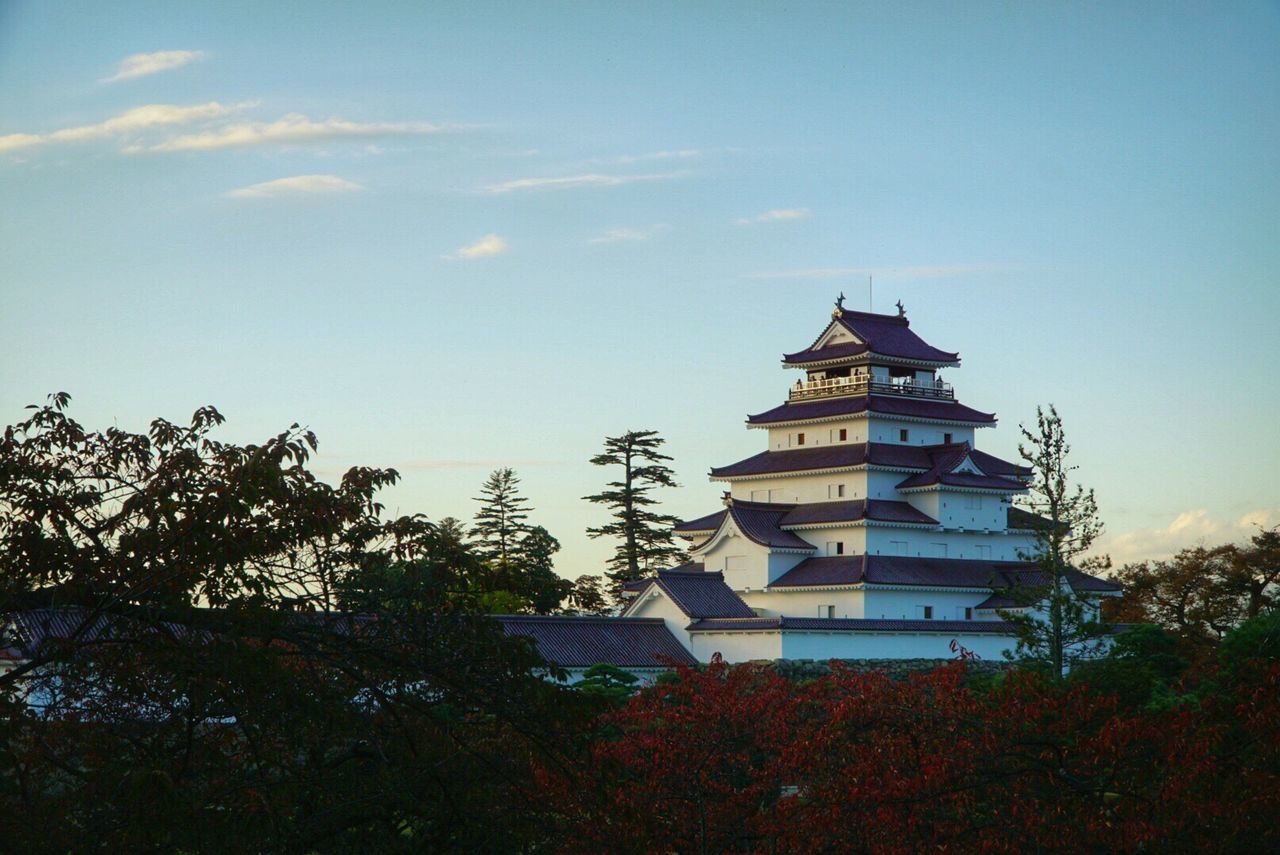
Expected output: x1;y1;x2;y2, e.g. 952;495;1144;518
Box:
583;430;684;598
1001;405;1111;678
471;467;530;565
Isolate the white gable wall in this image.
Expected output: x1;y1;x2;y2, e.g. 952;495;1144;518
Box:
624;587;696;652
743;587;866;619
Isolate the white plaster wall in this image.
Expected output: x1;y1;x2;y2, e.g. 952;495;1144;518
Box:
867;469;908;499
790;526;868;556
767;553;807;585
862;588;989;620
743;588;866;619
780;631;1015;661
625;589;696;652
933;491;1010;531
691;631;783;663
696;529;776;590
729;471;870;503
866;417;977;447
864;528;1033;561
766;419;867;451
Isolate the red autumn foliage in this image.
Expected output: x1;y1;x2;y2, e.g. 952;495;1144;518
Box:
539;658;1280;853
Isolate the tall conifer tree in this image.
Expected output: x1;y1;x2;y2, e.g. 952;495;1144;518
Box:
583;430;683;597
471;467;530;565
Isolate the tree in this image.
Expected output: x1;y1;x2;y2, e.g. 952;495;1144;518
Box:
511;524;572;614
583;430;683;598
0;395;584;851
1001;405;1111;678
471;467;530;565
563;574;608;615
1109;527;1280;655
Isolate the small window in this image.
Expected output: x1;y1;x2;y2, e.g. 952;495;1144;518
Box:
836;542;844;555
828;483;846;499
899;429;909;442
975;545;991;559
820;605;835;619
965;607;973;620
825;541;844;556
919;605;933;620
797;432;806;446
839;428;848;441
944;432;953;445
931;543;948;558
890;540;908;555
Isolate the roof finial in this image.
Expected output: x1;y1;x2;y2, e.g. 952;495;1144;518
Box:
895;299;905;318
835;291;845;311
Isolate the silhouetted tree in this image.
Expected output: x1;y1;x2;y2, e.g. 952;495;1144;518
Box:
1001;405;1111;678
583;430;683;598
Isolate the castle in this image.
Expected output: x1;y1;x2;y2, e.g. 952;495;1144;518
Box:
505;299;1120;672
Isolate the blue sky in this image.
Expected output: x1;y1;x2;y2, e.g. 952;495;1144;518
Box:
2;1;1278;574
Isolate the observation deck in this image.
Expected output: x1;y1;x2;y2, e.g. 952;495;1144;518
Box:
788;374;954;402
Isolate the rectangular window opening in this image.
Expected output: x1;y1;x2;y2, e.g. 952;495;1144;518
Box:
944;432;953;444
899;429;909;442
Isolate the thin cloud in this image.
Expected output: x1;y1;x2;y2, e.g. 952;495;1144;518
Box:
0;101;245;154
392;458;569;471
587;224;670;245
746;263;1012;281
225;174;363;199
1097;508;1280;566
101;50;206;83
484;171;687;194
735;207;812;225
446;234;509;260
601;149;699;164
147;113;454;152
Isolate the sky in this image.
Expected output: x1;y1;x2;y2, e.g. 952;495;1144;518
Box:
2;1;1278;577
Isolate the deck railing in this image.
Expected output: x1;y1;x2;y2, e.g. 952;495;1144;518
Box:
789;374;954;402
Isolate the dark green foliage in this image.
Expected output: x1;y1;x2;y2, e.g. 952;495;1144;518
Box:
470;467;530;566
1000;405;1112;678
573;663;641;705
469;470;571;614
1068;624;1192;710
0;395;591;852
583;430;684;599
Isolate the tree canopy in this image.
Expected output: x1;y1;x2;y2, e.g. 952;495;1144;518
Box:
1000;405;1111;677
583;430;684;598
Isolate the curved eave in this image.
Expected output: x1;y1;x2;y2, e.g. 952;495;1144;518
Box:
710;464;865;482
781;520;939;531
897;483;1025;494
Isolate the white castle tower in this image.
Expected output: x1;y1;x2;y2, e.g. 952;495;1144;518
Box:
621;298;1119;662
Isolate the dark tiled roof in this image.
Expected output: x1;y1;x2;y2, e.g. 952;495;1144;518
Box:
969;449;1031;477
688;617;1012;634
711;444;870;478
780;499;938;527
727;501;816;550
1007;507;1053;530
781;341;869;364
783;310;960;365
767;555;1121;593
836;310;960;363
4;607;201;658
497;615;696;668
897;470;1026;491
974;593;1019;609
711;442;1022;480
746;395;996;426
652;569;758;618
893;443;1028;491
674;510;727;533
